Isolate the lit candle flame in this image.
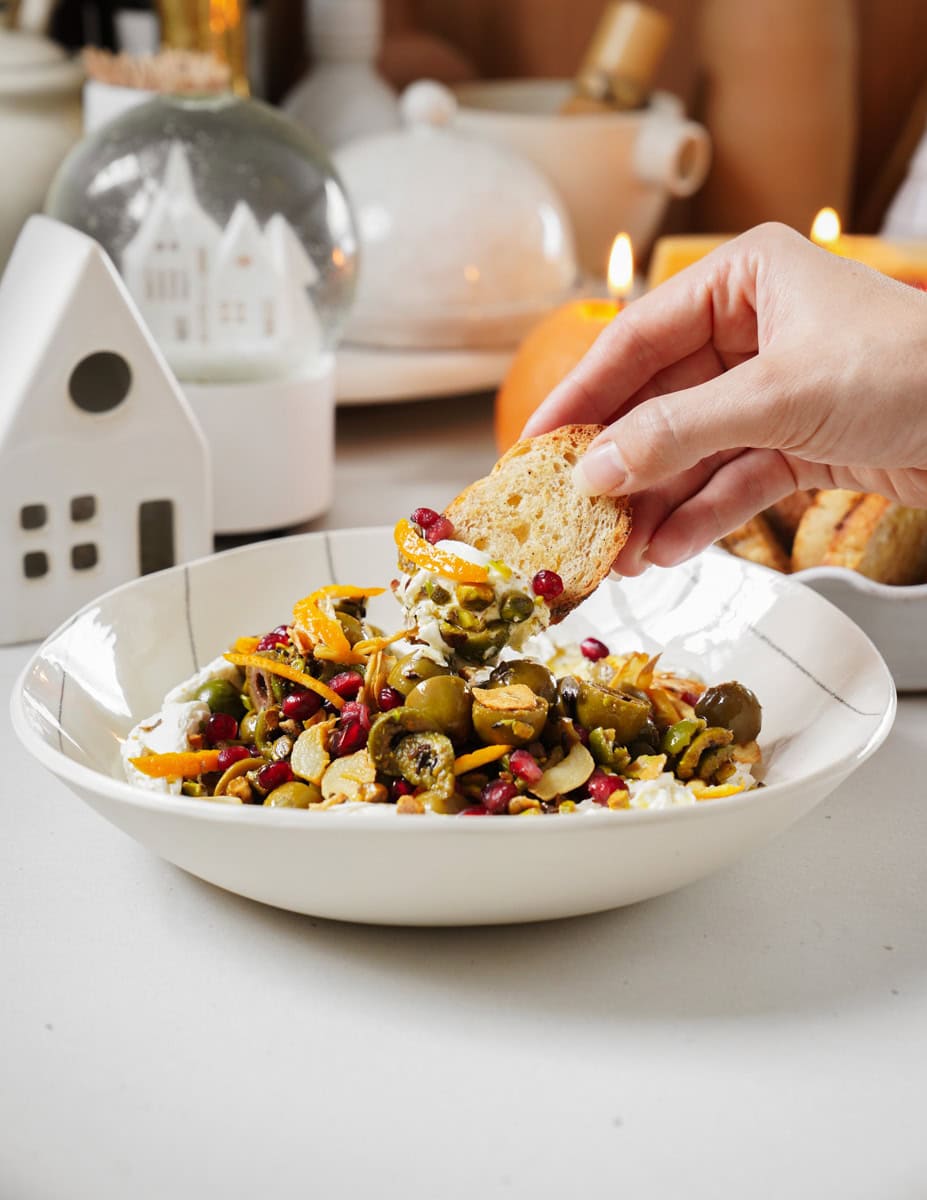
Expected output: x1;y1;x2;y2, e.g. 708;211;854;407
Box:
607;234;634;300
811;207;841;247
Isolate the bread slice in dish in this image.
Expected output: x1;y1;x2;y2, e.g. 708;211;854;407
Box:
791;489;865;573
719;515;791;573
821;495;927;585
444;424;632;623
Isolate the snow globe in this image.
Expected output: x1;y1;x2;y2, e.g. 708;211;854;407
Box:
46;93;357;533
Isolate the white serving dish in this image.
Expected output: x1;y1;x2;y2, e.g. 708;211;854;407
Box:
792;565;927;693
12;534;895;926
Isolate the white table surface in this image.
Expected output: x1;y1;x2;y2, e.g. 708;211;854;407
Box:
3;395;926;1200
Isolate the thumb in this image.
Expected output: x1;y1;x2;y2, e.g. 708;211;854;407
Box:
572;358;783;497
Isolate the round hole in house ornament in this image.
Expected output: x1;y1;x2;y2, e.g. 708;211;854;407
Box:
46;94;358;534
68;351;132;413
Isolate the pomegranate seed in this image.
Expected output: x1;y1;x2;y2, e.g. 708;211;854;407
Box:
424;515;454;544
328;671;364;699
332;721;368;757
531;570;564;600
216;745;252;771
461;807;488;816
341;701;371;732
411;507;440;529
390;779;414;801
587;771;628;805
481;779;518;815
282;689;322;721
257;625;290;651
509;749;543;783
204;712;238;746
574;725;590;746
256;760;293;792
681;690;701;707
580;637;610;661
377;685;404;711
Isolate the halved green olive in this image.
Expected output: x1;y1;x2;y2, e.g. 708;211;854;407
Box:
488;659;557;705
405;674;473;745
676;727;734;780
387;651;450;697
588;726;631;769
695;682;762;744
446;621;509;665
195;678;245;719
574;680;651;743
392;731;456;804
499;592;535;623
264;780;321;808
336;612;365;646
661;718;703;757
368;706;440;773
471;684;549;746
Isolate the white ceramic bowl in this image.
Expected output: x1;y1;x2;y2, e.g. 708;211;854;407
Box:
12;531;895;926
791;565;927;693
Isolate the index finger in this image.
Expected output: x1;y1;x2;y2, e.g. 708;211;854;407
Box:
521;232;763;438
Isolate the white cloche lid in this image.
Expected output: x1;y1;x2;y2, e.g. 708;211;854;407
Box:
334;80;579;349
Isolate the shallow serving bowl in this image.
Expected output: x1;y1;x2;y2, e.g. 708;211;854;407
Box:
12;530;896;926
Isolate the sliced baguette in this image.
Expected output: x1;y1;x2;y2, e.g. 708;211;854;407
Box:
719;515;791;573
763;489;817;553
822;496;927;585
791;489;865;573
443;425;632;623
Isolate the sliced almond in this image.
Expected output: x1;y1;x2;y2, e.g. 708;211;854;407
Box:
291;719;335;785
471;684;538;712
320;749;376;804
529;741;595;801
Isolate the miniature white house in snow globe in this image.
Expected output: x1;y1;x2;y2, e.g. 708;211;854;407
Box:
47;94;357;533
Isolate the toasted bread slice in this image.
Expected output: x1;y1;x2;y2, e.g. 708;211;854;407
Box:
443;425;632;623
719;515;791;573
763;490;816;553
822;495;927;585
791;489;865;572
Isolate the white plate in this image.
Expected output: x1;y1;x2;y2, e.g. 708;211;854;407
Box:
12;532;895;926
335;344;513;404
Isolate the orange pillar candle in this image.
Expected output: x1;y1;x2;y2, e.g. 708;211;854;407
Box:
495;235;634;452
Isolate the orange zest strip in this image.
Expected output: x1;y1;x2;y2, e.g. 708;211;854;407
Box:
305;585;386;602
233;636;260;654
394;518;489;584
353;629;415;656
223;652;345;709
453;744;514;775
129;749;223;779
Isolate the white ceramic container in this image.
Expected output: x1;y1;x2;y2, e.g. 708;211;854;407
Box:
454;79;711;278
0;29;83;271
12;533;895;925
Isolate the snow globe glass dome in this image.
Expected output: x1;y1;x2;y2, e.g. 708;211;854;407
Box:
46;93;357;534
334;81;579;350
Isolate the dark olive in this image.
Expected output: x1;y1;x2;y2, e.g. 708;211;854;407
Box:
489;659;557;705
471;685;549;746
556;675;582;717
574;680;651;743
387;651;450;697
627;716;661;758
195;678;245;719
695;681;762;743
405;674;473;745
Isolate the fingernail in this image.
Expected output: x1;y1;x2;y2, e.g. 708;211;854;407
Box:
572;441;627;497
608;568;623;581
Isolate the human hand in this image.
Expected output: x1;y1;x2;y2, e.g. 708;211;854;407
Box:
522;222;927;575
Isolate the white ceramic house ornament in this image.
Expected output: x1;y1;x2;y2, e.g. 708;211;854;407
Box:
0;215;212;645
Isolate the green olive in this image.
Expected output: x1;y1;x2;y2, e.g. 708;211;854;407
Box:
264;780;321;808
676;727;734;781
499;592;535;623
194;678;245;719
239;710;260;742
392;731;456;801
336;612;365;646
387;651;450;697
449;621;510;665
471;685;549;747
574;680;651;743
488;659;557;705
661;718;703;757
368;706;440;772
405;674;473;745
694;682;762;743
